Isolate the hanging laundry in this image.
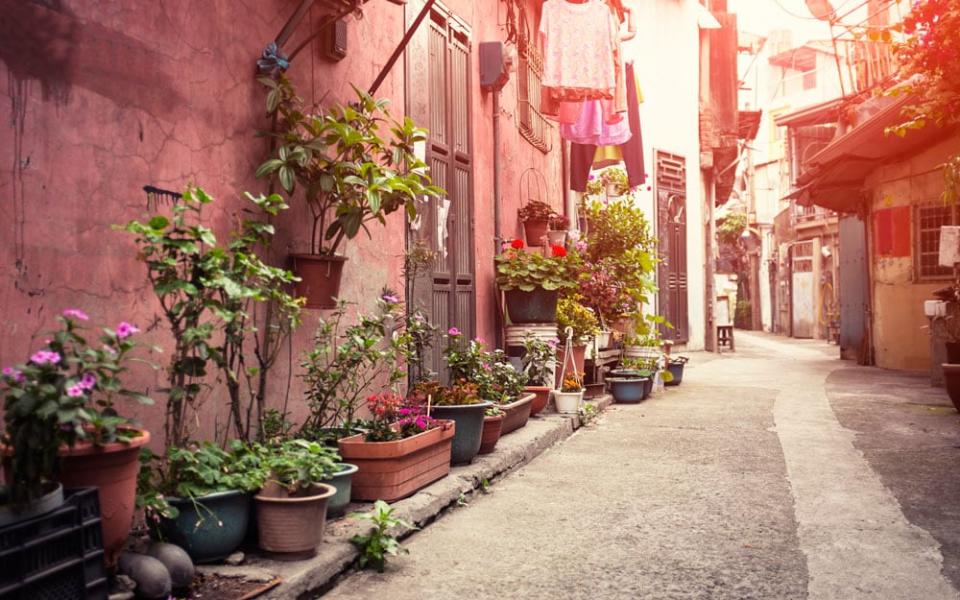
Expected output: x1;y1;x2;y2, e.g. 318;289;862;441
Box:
570;62;646;192
561;99;631;146
539;0;618;122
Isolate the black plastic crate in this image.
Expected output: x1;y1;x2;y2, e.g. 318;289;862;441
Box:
0;488;108;600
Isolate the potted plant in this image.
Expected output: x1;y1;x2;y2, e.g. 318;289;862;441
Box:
412;379;490;465
254;439;339;556
2;310;153;565
496;240;577;324
547;213;570;246
299;293;407;444
257;78;443;308
141;441;263;563
554;372;584;415
518;200;556;246
520;335;557;417
479;405;504;455
600;166;629;197
605;370;650;404
338;393;454;502
556;297;600;376
613;358;655;400
475;348;533;435
666;356;689;386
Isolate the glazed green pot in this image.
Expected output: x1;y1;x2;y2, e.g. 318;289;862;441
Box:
325;463;359;517
151;490;250;564
429;402;492;464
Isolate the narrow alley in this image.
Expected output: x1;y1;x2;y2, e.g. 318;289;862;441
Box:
326;332;960;600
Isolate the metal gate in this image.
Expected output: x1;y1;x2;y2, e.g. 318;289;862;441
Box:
791;241;815;339
656;151;689;343
839;215;868;361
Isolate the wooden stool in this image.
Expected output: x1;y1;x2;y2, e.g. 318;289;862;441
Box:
717;325;735;352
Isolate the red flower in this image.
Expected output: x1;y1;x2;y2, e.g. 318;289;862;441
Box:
511;239;525;250
551;244;567;258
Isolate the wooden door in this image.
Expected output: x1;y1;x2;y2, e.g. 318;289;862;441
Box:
791;241;815;338
655;151;689;343
406;3;475;378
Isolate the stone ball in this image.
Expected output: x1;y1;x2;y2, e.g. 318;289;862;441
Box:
117;552;172;600
146;542;195;590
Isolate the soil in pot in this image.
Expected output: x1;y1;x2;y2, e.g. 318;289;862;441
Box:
478;414;504;455
499;394;535;435
525;386;552;417
504;288;559;324
58;429;151;567
151;490;250;564
429;402;492;464
942;364;960;412
289;254;347;309
523;219;550;246
608;377;650;404
255;482;335;557
325;463;358;517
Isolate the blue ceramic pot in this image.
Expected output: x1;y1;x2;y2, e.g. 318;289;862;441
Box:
608;377;650;404
152;490;249;564
325;463;359;517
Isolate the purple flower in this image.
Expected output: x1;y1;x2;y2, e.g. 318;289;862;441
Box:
66;384;85;398
2;366;24;383
115;322;140;339
576;240;588;252
447;327;461;336
547;338;559;348
30;350;61;365
381;293;401;304
62;308;89;321
79;372;97;390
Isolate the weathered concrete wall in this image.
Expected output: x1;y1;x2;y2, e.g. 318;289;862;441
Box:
0;0;408;444
0;0;563;447
866;134;960;372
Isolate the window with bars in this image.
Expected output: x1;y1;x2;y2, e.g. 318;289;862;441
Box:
517;42;551;153
916;204;955;280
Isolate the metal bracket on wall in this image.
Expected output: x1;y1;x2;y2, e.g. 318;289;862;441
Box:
143;185;182;210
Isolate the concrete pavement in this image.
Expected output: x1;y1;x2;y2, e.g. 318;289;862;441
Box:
324;332;960;599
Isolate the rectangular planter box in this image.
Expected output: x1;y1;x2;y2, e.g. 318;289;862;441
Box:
499;393;535;435
338;421;455;502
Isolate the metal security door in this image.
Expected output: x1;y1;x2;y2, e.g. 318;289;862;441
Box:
791;241;815;338
838;215;868;361
656;151;689;343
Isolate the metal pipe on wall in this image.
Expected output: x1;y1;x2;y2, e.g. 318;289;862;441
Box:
493;89;504;349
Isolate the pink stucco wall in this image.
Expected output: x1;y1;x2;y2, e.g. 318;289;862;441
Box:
0;0;562;449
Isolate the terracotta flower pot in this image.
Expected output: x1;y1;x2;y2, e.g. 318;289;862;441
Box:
255;482;336;557
525;386;552;417
523;219;550;247
289;253;347;309
498;393;535;435
338;421;455;502
478;414;504;455
58;430;151;568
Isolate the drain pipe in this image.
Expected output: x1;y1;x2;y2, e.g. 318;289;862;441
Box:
493;88;504;349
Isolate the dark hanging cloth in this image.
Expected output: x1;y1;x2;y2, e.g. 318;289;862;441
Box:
569;61;646;192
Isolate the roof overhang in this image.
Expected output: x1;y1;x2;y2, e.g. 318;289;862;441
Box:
787;94;956;213
774;97;844;128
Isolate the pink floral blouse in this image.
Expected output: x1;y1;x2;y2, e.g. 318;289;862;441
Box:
539;0;616;93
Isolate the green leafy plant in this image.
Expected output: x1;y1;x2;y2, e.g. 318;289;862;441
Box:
2;312;153;505
556;297;601;343
520;334;557;387
257;77;443;256
599;166;629;195
258;439;340;495
300;295;408;432
518;200;557;223
717;212;748;246
441;333;527;402
402;241;439;383
495;243;578;292
350;500;418;573
579;402;599;424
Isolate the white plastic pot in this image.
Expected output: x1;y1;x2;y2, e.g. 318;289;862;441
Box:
553;390;584;415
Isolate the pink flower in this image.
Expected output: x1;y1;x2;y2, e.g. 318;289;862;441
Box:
115;322;140;339
79;372;97;390
575;240;588;252
547;338;559;348
30;350;61;365
381;292;401;304
62;308;89;321
474;337;485;345
102;345;118;355
447;327;461;336
2;367;24;383
66;384;85;398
